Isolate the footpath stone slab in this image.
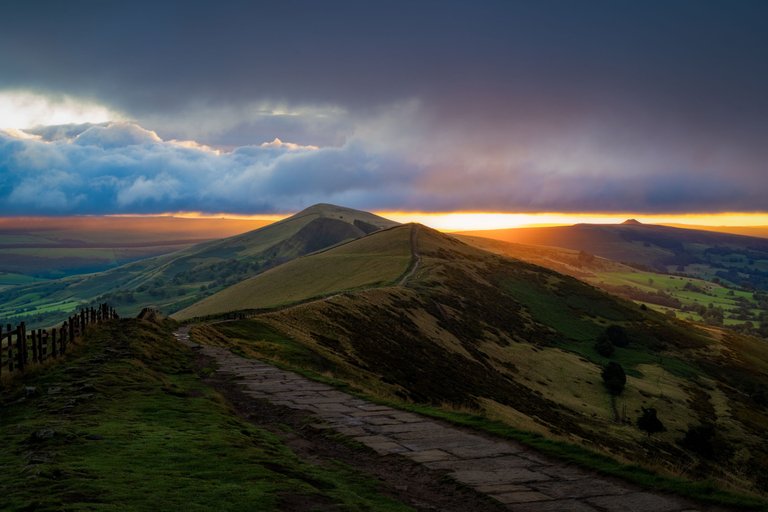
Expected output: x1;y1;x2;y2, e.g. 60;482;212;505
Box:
587;492;688;512
402;449;457;463
509;499;601;512
531;478;631;499
491;490;552;504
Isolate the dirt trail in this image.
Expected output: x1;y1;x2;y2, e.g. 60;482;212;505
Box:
176;326;725;512
397;223;421;286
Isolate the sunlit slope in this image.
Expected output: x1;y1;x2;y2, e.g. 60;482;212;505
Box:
0;204;398;327
457;221;768;291
174;225;413;319
206;226;768;497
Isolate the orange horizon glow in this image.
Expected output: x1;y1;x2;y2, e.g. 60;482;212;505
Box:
95;210;768;233
374;211;768;232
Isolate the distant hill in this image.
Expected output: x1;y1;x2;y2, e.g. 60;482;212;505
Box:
663;223;768;239
196;223;768;495
0;204;397;327
457;222;768;291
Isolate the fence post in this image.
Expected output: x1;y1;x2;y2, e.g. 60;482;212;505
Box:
16;323;25;371
31;329;38;363
7;324;13;372
51;328;57;359
80;310;85;335
0;324;3;378
40;329;47;362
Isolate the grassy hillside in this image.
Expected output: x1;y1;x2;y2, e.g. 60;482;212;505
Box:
0;204;397;328
0;318;417;511
456;222;768;291
457;234;768;336
196;225;768;500
175;225;414;320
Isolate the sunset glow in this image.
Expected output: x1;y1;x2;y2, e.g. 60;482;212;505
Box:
96;210;768;235
375;211;768;232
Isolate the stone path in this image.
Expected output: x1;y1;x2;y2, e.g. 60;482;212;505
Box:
175;327;724;512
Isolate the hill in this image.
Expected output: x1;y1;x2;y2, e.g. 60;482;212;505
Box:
665;224;768;239
457;222;768;292
192;224;768;497
456;234;768;336
0;204;397;327
174;224;414;320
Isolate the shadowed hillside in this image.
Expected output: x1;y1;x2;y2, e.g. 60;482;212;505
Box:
194;224;768;498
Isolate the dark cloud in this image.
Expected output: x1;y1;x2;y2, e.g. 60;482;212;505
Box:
0;121;766;215
0;1;767;213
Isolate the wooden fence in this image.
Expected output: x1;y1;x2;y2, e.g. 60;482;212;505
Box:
0;303;118;377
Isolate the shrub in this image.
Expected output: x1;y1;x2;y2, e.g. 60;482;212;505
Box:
679;423;733;460
637;407;666;437
601;362;626;395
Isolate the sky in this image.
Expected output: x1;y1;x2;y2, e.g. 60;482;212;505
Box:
0;0;767;224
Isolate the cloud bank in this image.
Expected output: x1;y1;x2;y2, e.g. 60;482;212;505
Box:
1;115;766;215
0;1;766;215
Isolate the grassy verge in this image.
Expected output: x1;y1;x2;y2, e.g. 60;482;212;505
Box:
0;318;413;512
198;319;767;511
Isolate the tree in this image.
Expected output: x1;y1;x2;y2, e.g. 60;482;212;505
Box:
601;362;626;395
637;408;666;437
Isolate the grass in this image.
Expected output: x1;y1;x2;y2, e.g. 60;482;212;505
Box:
174;225;412;320
0;318;413;511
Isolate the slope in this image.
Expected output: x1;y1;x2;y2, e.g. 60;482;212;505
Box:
457;222;768;291
197;224;768;498
456;234;768;334
0;318;436;511
0;204;397;327
174;224;414;320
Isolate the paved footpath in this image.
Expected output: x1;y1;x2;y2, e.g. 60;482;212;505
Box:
175;327;726;512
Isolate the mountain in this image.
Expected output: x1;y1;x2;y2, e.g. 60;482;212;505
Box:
456;222;768;291
0;204;397;327
174;224;414;320
190;223;768;495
